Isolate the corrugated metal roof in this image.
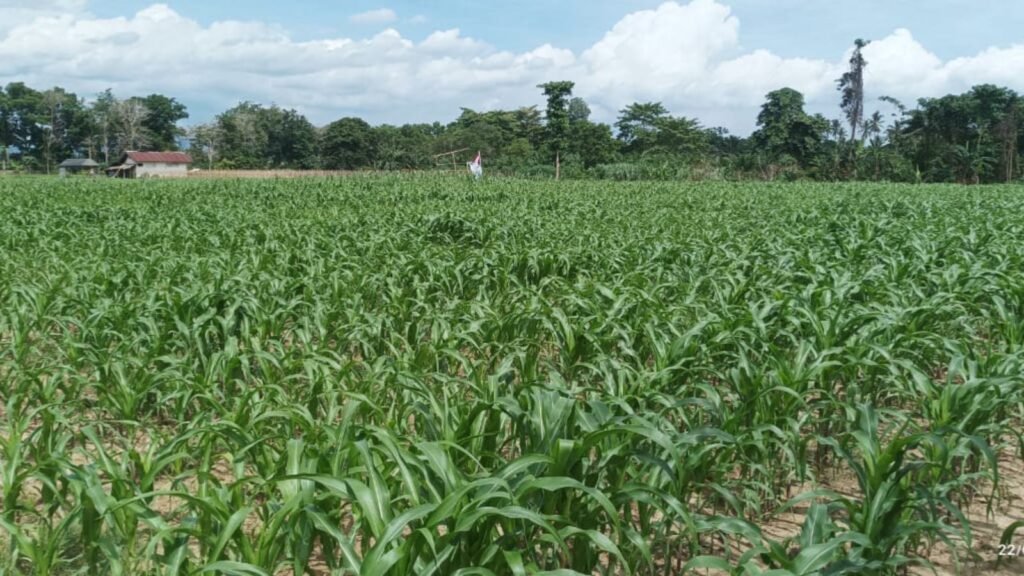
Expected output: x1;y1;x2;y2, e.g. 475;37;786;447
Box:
125;151;193;164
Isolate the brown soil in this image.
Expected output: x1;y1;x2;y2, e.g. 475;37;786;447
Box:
914;448;1024;576
753;445;1024;576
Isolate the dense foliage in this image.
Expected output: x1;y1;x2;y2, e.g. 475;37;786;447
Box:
1;176;1021;575
0;85;188;172
2;56;1022;182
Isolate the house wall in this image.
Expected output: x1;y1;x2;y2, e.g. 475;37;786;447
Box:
135;162;189;178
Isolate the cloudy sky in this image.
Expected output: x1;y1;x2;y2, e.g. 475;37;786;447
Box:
2;0;1023;134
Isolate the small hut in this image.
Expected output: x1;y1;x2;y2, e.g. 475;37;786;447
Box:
58;158;100;177
107;151;192;179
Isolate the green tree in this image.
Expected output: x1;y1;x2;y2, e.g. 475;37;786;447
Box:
90;89;118;165
705;127;755;179
650;116;708;159
706;127;748;160
752;88;827;172
902;84;1022;183
439;107;546;171
568;121;617;168
215;102;269;168
374;124;435;170
615;102;669;155
139;94;188;150
442;108;503;164
2;83;43;168
0;88;9;170
568;97;591;124
211;103;318;169
40;88;73;172
859;111;886;180
0;84;92;171
261;106;318;169
513;106;544;149
538;81;575;160
373;125;403;170
321;117;377;170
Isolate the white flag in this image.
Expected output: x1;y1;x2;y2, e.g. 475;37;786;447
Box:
467;151;483;179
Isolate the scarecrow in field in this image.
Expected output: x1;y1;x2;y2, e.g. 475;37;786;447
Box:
467;151;483;180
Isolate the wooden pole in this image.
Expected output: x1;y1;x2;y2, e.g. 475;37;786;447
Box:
434;148;470;172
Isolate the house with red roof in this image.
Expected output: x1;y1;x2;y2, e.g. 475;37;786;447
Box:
107;151;193;179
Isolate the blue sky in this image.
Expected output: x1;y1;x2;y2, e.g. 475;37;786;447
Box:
3;0;1023;133
83;0;1020;60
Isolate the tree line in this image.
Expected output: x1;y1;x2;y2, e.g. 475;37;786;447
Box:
1;40;1021;183
0;86;187;173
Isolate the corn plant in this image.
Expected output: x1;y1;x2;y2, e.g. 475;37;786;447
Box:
0;177;1022;575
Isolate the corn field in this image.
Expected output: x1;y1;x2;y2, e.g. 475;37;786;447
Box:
1;176;1022;576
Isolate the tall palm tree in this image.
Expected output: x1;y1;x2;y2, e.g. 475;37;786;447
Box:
838;39;870;143
862;111;884;145
828;119;847;143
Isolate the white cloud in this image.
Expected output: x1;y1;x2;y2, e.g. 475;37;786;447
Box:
574;1;1024;130
860;29;1024;104
420;29;487;55
1;0;1022;133
349;8;397;25
580;0;741;101
0;0;87;36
